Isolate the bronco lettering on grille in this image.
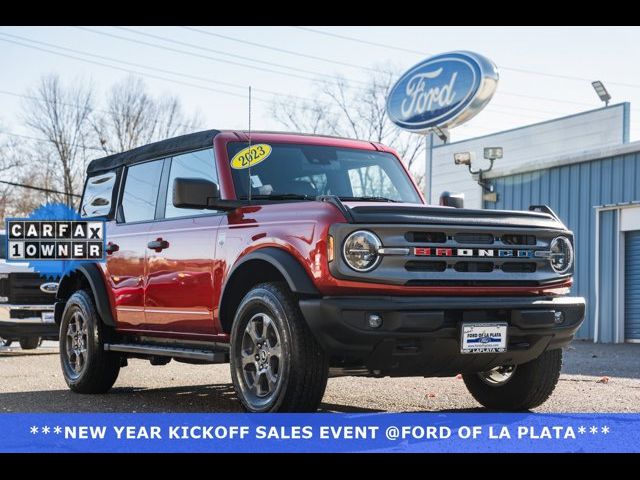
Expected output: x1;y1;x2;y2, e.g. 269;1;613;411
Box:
413;247;534;258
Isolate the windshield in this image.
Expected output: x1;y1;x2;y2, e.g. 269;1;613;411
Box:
228;142;422;203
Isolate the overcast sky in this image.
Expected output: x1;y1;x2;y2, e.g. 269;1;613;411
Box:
1;26;640;144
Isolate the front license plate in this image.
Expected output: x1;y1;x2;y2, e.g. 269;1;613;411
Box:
41;312;55;324
461;323;507;354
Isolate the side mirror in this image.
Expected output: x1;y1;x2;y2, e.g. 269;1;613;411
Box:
173;178;244;212
173;177;220;209
439;191;464;208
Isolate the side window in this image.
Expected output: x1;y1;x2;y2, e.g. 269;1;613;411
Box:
121;160;164;223
80;170;119;218
348;165;402;200
165;148;218;219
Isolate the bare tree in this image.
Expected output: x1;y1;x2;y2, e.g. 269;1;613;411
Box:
0;133;34;223
22;75;95;207
270;69;425;187
93;76;203;154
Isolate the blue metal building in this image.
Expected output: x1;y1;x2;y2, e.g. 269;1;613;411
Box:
429;103;639;342
487;144;640;342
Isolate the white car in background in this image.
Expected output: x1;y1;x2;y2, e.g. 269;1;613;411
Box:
0;230;58;349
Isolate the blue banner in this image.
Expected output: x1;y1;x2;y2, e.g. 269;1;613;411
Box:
1;413;638;453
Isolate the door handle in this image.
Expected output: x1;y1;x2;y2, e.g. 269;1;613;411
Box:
147;238;169;252
106;242;120;255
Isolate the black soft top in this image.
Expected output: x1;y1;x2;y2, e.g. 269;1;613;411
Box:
86;129;221;174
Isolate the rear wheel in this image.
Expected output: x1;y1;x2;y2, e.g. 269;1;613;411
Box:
230;282;328;412
19;337;41;350
463;349;563;411
59;290;121;393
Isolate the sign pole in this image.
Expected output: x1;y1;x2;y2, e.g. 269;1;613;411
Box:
424;134;433;203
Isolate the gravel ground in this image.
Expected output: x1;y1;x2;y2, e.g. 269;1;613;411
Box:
0;340;638;412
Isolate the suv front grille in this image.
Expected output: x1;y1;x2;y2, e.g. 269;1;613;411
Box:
454;233;494;244
0;275;8;298
330;223;571;287
7;273;54;304
405;261;447;272
405;231;446;243
502;234;536;245
502;262;537;273
454;261;494;273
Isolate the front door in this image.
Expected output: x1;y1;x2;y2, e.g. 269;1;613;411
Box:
106;158;165;331
144;148;223;339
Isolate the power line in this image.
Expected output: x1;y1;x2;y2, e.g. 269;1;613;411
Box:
292;26;423;54
74;27;349;107
0;131;105;151
0;31;345;114
1;32;615;137
2;29;598;115
67;28;595;112
72;26;368;88
179;26;379;73
292;26;640;90
0;179;81;197
0;32;257;99
0;35;279;107
112;26;374;82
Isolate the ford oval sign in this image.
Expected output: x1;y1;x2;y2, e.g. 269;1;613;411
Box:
386;51;498;133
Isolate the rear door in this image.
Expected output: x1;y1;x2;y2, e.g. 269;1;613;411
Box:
144;148;224;338
106;159;164;331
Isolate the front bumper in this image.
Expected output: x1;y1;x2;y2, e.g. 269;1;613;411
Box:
299;295;585;377
0;305;58;338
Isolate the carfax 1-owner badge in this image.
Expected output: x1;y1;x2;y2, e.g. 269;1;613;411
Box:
6;220;105;261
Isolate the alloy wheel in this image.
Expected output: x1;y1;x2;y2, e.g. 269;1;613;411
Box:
65;310;88;378
236;312;284;405
478;365;516;386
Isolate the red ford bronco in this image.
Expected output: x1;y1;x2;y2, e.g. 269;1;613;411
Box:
55;130;585;412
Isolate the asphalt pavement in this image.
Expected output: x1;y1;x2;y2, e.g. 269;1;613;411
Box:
1;340;638;412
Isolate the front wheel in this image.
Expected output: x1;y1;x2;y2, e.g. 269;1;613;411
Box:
59;290;121;393
230;282;329;412
463;349;563;411
0;337;12;347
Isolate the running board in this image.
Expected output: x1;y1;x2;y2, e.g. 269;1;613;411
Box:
104;343;227;363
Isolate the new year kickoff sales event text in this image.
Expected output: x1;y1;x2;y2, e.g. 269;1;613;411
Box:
53;424;583;441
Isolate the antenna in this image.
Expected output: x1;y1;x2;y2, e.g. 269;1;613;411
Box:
247;86;252;204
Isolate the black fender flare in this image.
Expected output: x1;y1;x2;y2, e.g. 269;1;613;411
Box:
224;247;319;297
56;263;115;327
218;248;320;330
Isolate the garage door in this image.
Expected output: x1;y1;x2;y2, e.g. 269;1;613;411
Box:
625;230;640;340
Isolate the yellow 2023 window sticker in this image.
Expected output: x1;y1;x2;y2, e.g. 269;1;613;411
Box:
230;144;272;170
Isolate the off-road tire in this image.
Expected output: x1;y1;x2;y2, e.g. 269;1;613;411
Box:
230;282;329;412
59;290;120;393
19;337;40;350
463;349;563;411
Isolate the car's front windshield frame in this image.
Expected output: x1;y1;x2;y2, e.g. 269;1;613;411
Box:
227;142;422;204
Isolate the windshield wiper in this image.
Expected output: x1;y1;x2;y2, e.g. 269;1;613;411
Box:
239;193;313;201
338;196;400;203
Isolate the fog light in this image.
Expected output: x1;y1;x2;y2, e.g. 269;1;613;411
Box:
554;311;564;325
368;314;383;329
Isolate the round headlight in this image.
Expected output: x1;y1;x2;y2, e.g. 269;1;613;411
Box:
343;230;382;272
549;236;573;274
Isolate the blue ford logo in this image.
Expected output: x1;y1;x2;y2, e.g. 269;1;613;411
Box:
387;51;498;133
